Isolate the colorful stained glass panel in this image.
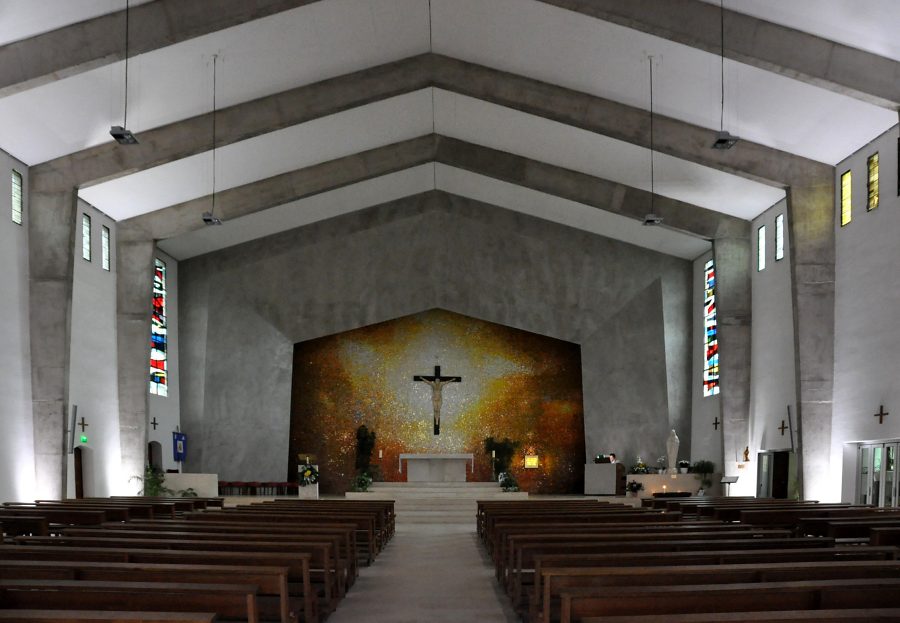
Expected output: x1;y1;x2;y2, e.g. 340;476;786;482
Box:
150;258;168;397
703;259;720;397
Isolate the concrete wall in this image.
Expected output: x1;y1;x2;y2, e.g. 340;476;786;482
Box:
67;200;122;496
748;199;798;496
690;252;723;471
178;191;693;482
833;124;900;503
148;249;182;473
0;150;35;502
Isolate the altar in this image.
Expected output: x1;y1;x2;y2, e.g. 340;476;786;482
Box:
398;453;475;482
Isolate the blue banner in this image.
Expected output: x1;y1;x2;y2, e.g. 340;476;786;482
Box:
173;432;187;462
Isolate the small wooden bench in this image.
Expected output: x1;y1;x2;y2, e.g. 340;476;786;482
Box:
580;608;900;622
0;612;218;623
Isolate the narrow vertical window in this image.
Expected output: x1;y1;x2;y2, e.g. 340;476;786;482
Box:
757;225;766;272
150;258;168;397
703;259;720;397
867;153;879;211
11;170;23;225
81;214;92;261
775;214;784;261
840;170;852;226
101;226;111;271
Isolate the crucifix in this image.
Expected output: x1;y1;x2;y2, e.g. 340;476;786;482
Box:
778;420;788;435
874;405;889;424
150;417;159;430
77;417;89;432
713;417;720;431
413;365;462;435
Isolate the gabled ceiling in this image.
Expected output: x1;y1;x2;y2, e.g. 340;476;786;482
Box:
3;0;898;261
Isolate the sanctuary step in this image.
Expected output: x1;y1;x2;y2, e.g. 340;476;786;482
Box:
347;482;527;525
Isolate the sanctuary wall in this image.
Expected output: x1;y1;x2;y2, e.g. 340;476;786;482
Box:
178;191;693;484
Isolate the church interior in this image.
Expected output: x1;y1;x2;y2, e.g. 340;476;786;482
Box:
2;1;900;621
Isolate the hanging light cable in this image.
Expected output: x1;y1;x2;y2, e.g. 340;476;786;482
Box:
428;0;437;190
203;54;223;226
643;55;662;226
110;0;138;144
712;0;739;149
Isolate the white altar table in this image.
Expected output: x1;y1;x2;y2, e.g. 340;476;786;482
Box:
398;453;475;482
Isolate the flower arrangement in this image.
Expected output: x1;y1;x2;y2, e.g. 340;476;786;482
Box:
298;463;319;487
499;472;520;492
678;460;690;473
593;453;608;464
625;480;644;494
629;456;650;474
351;472;373;492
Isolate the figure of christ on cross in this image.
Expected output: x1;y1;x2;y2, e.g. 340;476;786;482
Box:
413;365;462;435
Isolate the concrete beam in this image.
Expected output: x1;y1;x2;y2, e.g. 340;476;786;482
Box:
115;239;156;493
0;0;320;98
712;237;752;472
538;0;900;109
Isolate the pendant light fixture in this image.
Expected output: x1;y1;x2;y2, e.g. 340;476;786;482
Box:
712;0;739;150
110;0;138;145
202;54;224;226
643;55;663;227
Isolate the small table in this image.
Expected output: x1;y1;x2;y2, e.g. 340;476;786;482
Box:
398;453;475;482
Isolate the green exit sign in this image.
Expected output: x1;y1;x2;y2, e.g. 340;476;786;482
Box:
80;435;88;443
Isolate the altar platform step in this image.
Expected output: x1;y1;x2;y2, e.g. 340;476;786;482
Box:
347;481;528;524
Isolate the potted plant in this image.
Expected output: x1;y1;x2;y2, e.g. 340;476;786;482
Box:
691;459;716;491
656;456;667;474
498;472;519;492
625;480;644;497
678;460;690;474
351;472;373;492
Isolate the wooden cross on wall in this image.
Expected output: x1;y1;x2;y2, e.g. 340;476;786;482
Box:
874;405;889;424
778;420;788;435
77;417;88;432
413;365;462;435
150;417;159;430
713;417;720;430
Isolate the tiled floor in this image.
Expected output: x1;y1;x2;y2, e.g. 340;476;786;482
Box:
328;522;518;623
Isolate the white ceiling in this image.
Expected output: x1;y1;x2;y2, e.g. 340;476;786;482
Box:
704;0;900;62
2;0;898;260
157;163;711;261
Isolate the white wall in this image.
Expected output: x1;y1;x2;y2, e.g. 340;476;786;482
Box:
0;150;35;502
833;124;900;503
67;199;122;496
148;249;182;472
690;251;723;470
748;199;798;496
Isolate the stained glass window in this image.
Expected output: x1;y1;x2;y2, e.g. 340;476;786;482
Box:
703;258;720;397
81;214;91;261
757;225;766;272
775;214;784;261
840;170;852;227
150;258;168;397
867;153;879;211
11;170;22;225
101;226;111;271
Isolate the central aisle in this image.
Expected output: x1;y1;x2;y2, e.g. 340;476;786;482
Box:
329;482;519;622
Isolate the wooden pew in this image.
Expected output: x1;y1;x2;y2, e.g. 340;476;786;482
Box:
0;545;315;623
0;514;50;536
558;577;900;623
0;507;107;526
507;537;838;607
99;520;359;586
0;559;294;623
0;579;259;623
581;609;900;622
13;534;339;615
0;612;217;623
537;560;900;623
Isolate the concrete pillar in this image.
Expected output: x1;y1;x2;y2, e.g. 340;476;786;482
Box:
27;182;77;499
115;233;156;490
787;176;836;500
712;236;752;475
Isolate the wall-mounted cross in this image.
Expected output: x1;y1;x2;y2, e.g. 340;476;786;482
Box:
77;417;89;432
778;420;788;435
150;417;159;430
713;417;720;430
874;405;889;424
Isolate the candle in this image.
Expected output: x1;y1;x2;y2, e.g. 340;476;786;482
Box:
379;449;383;459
